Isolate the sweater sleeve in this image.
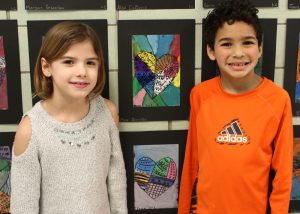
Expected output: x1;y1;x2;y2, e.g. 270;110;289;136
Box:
178;90;199;214
269;95;293;214
107;125;128;214
10;139;41;214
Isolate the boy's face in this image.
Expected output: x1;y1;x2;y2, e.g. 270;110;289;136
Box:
207;21;262;81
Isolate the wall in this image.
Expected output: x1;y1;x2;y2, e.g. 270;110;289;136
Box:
0;0;299;212
0;0;299;132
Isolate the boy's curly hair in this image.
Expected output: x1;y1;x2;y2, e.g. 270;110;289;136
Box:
204;0;262;50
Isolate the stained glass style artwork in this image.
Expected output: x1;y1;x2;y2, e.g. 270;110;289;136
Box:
132;35;180;107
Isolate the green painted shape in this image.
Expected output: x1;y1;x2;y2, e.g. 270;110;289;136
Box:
152;157;171;177
133;77;142;97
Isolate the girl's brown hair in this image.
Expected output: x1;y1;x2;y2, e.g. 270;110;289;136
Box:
34;21;106;100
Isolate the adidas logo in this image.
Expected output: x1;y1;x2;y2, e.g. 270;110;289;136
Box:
216;119;249;145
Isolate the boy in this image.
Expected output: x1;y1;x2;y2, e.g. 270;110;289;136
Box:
178;0;293;213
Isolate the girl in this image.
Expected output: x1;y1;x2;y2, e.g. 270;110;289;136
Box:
10;21;127;214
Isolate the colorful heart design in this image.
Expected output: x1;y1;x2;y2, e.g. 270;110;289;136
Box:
134;156;177;199
134;51;179;98
0;57;6;86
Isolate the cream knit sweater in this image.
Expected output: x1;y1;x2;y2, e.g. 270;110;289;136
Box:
10;96;127;214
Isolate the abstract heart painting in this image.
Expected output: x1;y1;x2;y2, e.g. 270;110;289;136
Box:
291;136;300;200
0;36;8;110
295;33;300;103
134;144;178;210
135;156;177;199
0;132;14;213
132;35;180;107
0;146;11;213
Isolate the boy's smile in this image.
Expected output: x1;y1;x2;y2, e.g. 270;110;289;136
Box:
207;21;262;93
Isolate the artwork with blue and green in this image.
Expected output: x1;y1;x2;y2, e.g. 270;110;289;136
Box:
291;137;300;200
295;33;300;103
0;146;11;212
132;34;181;107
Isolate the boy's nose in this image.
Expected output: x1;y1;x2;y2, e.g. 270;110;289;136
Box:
232;46;244;57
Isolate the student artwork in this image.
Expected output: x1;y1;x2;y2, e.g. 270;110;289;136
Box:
289;125;300;212
116;0;194;10
295;34;300;103
203;0;278;8
25;0;106;10
0;132;14;213
0;20;22;124
0;0;17;10
0;37;8;110
120;130;187;213
284;19;300;116
132;35;180;107
291;137;300;200
118;20;195;121
27;20;109;105
134;144;178;209
289;0;300;9
202;19;277;82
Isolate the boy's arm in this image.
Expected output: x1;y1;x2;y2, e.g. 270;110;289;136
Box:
178;91;199;214
269;96;293;214
10;116;41;214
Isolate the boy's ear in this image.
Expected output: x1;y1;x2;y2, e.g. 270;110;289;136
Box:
41;57;51;77
258;45;263;59
207;45;216;61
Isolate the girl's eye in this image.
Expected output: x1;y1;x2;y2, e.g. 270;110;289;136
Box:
63;60;74;65
87;61;97;66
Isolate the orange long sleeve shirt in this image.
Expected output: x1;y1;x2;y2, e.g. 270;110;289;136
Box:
178;76;293;214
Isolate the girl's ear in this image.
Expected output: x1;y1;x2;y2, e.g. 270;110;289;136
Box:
41;57;51;77
207;45;216;61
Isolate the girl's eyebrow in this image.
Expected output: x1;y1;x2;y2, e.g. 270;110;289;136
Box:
60;56;99;61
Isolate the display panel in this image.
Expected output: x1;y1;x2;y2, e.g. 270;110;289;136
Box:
120;130;187;214
289;125;300;212
116;0;194;10
118;20;195;121
0;20;22;124
203;0;278;8
0;0;17;10
0;132;14;214
284;19;300;116
25;0;106;10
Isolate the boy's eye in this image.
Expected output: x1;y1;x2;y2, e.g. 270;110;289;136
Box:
220;42;232;47
243;41;255;45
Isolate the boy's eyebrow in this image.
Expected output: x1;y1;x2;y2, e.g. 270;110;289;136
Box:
217;36;257;43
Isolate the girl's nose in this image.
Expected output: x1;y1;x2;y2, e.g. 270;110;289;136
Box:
76;63;87;77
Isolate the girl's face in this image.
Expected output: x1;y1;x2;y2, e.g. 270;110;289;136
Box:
42;40;99;101
207;21;262;82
